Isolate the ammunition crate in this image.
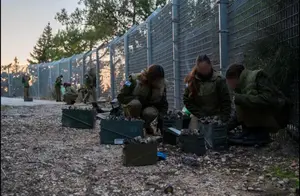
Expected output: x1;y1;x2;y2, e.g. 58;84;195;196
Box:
24;97;33;102
122;143;157;166
163;127;181;145
162;116;190;135
179;134;206;156
100;119;144;144
62;108;96;129
202;124;228;151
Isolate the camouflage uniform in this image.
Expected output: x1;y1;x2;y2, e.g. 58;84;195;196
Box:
83;68;96;103
22;75;30;99
183;70;231;130
63;85;78;105
117;73;168;132
55;76;63;101
227;69;291;132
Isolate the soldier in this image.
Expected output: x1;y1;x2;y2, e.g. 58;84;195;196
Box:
55;75;63;102
183;54;232;130
226;64;292;146
117;64;168;135
63;83;78;105
22;74;31;99
83;67;96;103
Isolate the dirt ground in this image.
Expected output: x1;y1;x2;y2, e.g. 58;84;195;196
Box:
1;104;299;196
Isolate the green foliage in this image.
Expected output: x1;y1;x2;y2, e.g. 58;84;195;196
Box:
28;23;56;64
29;1;167;64
54;0;167;46
244;0;299;96
1;63;12;73
269;166;299;188
12;57;19;73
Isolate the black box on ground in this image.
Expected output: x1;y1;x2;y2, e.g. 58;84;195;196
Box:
122;143;157;166
24;97;33;102
162;116;190;135
100;119;144;144
179;134;206;156
202;124;228;151
62;108;96;129
163;127;181;145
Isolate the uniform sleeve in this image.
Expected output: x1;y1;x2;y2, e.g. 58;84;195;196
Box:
217;78;232;122
117;77;136;104
153;88;168;117
234;71;277;108
183;87;201;117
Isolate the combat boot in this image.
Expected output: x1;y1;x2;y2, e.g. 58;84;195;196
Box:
228;127;271;146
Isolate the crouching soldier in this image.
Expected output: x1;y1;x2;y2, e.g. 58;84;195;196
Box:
55;75;63;102
226;64;292;146
117;64;168;135
83;67;97;103
183;54;232;130
63;83;78;105
22;74;31;99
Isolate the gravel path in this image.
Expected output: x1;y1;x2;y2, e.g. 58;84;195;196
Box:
1;104;299;196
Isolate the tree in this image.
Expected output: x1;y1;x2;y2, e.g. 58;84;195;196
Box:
28;22;55;64
12;57;19;73
54;0;167;49
1;63;12;73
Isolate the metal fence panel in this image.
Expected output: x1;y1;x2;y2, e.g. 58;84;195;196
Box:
228;0;299;132
71;54;84;89
150;3;175;109
11;72;23;97
97;47;111;99
39;63;51;99
1;72;9;97
128;24;148;74
49;61;60;92
178;0;220;108
28;64;39;97
111;38;126;96
59;58;71;84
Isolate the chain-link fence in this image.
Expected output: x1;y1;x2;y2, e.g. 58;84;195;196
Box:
178;1;220;107
2;0;298;133
1;72;9;97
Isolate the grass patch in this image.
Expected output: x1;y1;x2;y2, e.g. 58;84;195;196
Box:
1;105;12;110
269;165;299;188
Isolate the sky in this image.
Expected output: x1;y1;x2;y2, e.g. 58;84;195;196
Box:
1;0;78;65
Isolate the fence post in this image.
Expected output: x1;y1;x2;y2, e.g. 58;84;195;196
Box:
69;56;74;83
58;59;62;76
82;51;90;85
49;63;52;91
8;73;12;97
82;55;86;85
146;18;152;66
96;49;100;99
109;45;115;99
37;64;40;98
124;34;129;79
218;0;229;75
172;0;180;110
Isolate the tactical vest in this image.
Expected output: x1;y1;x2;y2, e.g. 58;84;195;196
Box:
192;71;223;116
235;69;280;129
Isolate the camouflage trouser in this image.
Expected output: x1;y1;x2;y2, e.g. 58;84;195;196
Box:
189;114;199;130
83;87;96;103
55;86;61;101
24;87;29;99
123;99;158;130
64;93;78;105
